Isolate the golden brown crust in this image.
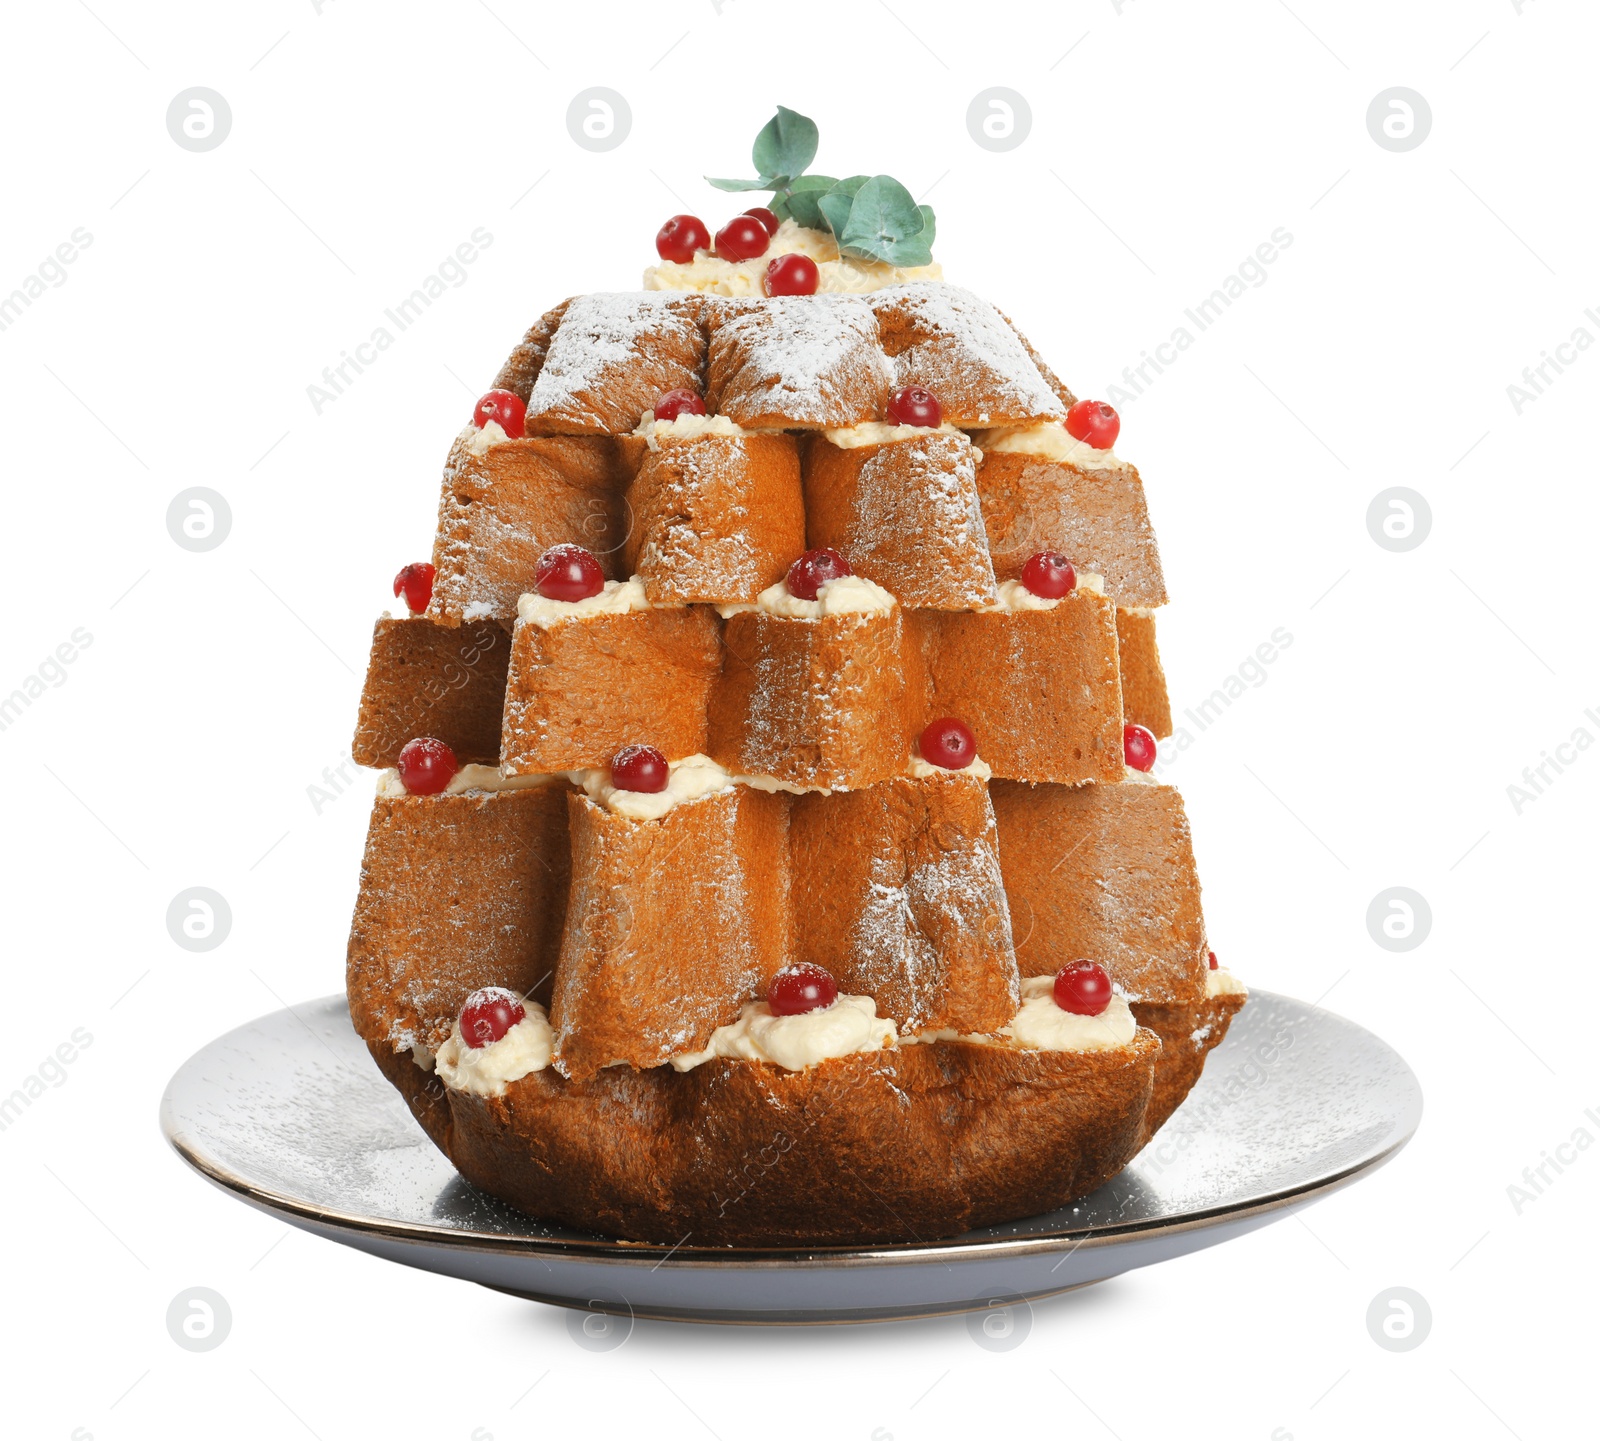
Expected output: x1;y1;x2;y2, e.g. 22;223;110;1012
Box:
990;776;1209;1006
499;608;721;773
549;788;790;1080
428;433;637;627
1130;993;1246;1146
1116;608;1173;739
351;616;510;768
491;298;573;402
801;434;998;608
918;594;1125;784
624;433;805;604
441;1030;1160;1245
975;451;1168;607
999;312;1078;413
525;294;706;435
707;607;915;788
346;785;573;1053
707;296;888;428
788;774;1019;1034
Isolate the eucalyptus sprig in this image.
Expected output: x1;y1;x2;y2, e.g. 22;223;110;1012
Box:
707;106;936;268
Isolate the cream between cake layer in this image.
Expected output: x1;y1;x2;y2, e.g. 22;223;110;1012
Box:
434;1002;554;1095
670;994;896;1072
377;765;554;799
983;574;1105;613
718;573;897;620
571;753;828;821
1206;967;1247;998
822;420;970;449
632;411;746;450
461;420;509;457
908;754;993;781
981;420;1122;471
644;219;942;297
904;979;1137;1052
516;577;656;628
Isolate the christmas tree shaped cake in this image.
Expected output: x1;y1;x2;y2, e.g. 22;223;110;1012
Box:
345;110;1245;1245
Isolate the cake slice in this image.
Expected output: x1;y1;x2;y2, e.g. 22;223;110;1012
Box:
1116;607;1173;738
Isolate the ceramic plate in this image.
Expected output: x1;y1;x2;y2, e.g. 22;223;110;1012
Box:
161;989;1420;1324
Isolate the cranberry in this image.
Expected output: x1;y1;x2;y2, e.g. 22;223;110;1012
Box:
1208;950;1219;971
656;213;711;264
473;389;526;439
1020;551;1076;599
392;561;435;613
744;206;780;236
611;744;669;794
715;214;770;262
459;986;527;1049
886;385;942;429
534;544;604;603
1065;399;1120;450
1123;723;1157;773
654;388;707;422
920;717;976;771
768;963;838;1017
765;253;819;297
786;547;852;600
397;736;458;796
1053;962;1112;1016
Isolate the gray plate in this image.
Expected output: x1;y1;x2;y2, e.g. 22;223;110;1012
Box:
160;990;1420;1324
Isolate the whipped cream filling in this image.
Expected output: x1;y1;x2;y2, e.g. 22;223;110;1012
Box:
516;577;652;628
671;994;896;1072
644;219;943;297
462;420;509;457
984;574;1105;613
903;978;1137;1052
377;764;553;799
1122;765;1163;786
633;410;745;449
434;1001;554;1095
1206;967;1247;998
719;573;896;620
908;754;993;781
982;421;1122;472
822;420;969;449
571;752;825;821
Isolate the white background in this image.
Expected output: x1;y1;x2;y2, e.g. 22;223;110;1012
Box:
3;1;1596;1437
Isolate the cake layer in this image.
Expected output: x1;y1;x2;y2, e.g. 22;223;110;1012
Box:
491;299;572;401
788;772;1018;1035
989;774;1209;1006
550;786;789;1080
1116;607;1173;739
500;605;722;773
428;432;640;626
352;616;511;768
802;433;998;609
346;783;572;1055
624;431;805;604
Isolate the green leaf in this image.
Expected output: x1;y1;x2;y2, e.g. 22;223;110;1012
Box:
706;175;780;193
781;174;838;229
916;205;937;248
816;189;854;238
838;175;923;261
829;175;871;200
752;107;819;184
876;231;935;267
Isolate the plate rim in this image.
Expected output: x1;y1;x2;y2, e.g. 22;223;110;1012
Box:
160;988;1423;1270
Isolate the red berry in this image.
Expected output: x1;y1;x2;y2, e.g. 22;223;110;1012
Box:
1053;962;1112;1016
1019;552;1076;599
656;213;711;264
473;389;526;439
654;388;707;422
534;544;604;603
920;717;976;771
1123;723;1157;772
744;206;780;236
768;963;838;1017
611;744;669;794
397;736;458;796
715;214;770;262
786;547;852;600
886;385;942;428
393;561;435;613
1065;399;1120;450
459;986;527;1049
765;253;819;297
1208;950;1219;971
